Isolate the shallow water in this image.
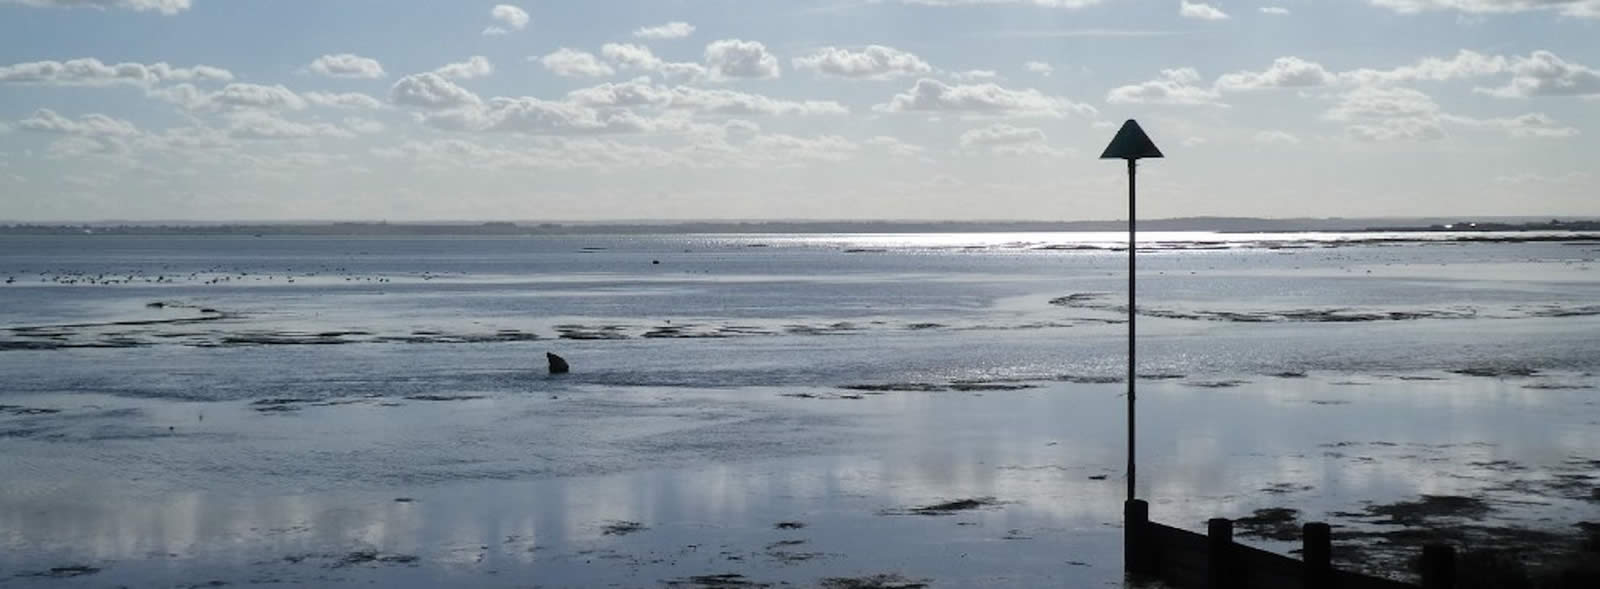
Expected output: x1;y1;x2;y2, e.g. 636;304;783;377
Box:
1;233;1597;587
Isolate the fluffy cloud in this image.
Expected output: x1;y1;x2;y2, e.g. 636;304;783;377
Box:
1325;87;1440;121
435;56;494;80
793;46;933;79
1259;6;1290;14
1475;51;1600;98
303;91;384;110
745;134;860;163
1346;118;1446;142
0;57;232;86
16;109;140;137
5;0;191;14
1443;112;1578;137
419;97;659;136
875;78;1098;117
1179;0;1230;19
1215;57;1337;91
225;112;354;141
1024;61;1054;76
153;83;308;111
483;4;529;36
600;43;708;80
567;78;848;116
1367;0;1600;19
539;48;616;78
307;54;386;79
1340;50;1508;86
960;123;1046;146
1253;130;1300;144
390;73;482;109
1106;67;1225;106
896;0;1101;6
343;117;385;134
705;39;781;80
634;21;695;40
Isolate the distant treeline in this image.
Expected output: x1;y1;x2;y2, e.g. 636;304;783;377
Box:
1;217;1596;236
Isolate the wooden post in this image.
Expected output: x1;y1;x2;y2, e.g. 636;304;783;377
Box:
1421;544;1456;589
1303;522;1332;589
1208;518;1234;589
1125;499;1151;574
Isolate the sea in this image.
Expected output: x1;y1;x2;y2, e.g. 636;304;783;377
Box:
1;232;1597;587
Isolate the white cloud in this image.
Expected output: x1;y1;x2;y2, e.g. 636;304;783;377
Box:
567;78;848;116
1215;56;1337;91
419;97;660;136
667;87;849;116
951;70;999;81
634;21;695;40
1474;51;1600;98
303;91;384;110
705;39;782;80
875;78;1098;118
793;46;933;80
154;83;308;111
1442;112;1579;137
1259;6;1290;14
343;117;386;134
538;48;616;78
1346;118;1446;142
390;73;482;109
0;57;232;86
16;109;140;137
1106;67;1225;106
960;123;1046;146
483;4;530;36
865;135;925;158
434;56;494;80
307;54;386;79
225;112;354;141
1367;0;1600;20
1325;87;1441;121
5;0;191;14
745;134;860;163
1253;130;1300;144
896;0;1102;7
600;43;708;81
1340;50;1508;86
1024;61;1054;76
1179;0;1230;20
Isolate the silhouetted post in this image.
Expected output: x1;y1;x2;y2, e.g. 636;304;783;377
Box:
1101;120;1163;502
1303;522;1333;589
1208;518;1235;589
1124;499;1151;574
1421;544;1456;589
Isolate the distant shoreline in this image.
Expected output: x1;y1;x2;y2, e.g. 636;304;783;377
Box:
3;217;1598;236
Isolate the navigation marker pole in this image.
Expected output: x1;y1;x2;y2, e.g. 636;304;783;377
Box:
1100;120;1163;502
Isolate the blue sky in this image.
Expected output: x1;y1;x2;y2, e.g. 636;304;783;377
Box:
0;0;1596;221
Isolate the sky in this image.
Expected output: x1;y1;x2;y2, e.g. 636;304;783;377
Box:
0;0;1596;222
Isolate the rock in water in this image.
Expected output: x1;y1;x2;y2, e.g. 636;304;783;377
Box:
546;352;570;374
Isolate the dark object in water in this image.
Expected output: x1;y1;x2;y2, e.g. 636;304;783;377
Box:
547;352;569;374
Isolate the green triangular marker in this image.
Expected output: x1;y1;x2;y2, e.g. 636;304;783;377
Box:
1099;119;1164;160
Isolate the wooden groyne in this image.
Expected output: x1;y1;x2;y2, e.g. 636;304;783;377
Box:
1125;499;1458;589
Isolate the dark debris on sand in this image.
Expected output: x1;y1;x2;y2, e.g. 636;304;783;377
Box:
818;573;930;589
1233;507;1303;541
20;565;101;578
664;573;773;588
601;520;648;536
885;497;1004;516
1362;495;1492;526
774;521;807;530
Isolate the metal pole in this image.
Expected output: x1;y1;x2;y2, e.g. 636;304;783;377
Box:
1127;158;1137;502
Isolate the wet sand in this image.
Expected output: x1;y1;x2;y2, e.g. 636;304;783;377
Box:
2;373;1596;587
